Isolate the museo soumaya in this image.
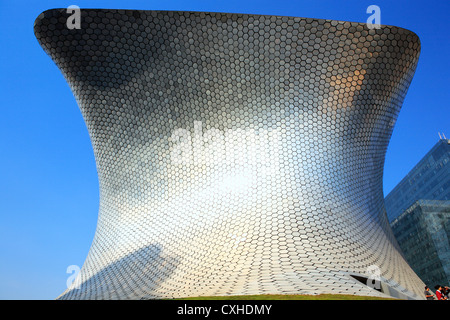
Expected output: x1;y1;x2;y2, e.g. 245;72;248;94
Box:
34;9;424;300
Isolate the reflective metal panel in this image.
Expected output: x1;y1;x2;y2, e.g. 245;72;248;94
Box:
34;9;423;299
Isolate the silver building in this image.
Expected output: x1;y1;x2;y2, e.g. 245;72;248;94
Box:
34;9;424;299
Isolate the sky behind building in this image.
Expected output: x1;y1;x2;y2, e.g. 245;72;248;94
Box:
0;0;448;299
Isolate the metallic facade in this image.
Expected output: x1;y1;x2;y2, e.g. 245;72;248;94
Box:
34;9;424;299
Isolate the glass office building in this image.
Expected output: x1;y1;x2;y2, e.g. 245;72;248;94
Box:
390;200;450;287
385;139;450;223
386;139;450;288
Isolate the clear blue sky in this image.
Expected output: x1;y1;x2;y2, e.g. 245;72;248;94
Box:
0;0;448;300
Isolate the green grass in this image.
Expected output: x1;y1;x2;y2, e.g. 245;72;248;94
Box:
173;294;396;300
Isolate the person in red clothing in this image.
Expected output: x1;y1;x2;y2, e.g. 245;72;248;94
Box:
434;285;448;300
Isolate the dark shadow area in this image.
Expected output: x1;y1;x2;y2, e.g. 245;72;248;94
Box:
349;274;415;300
59;244;180;299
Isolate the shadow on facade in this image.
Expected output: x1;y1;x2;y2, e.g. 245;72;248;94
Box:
59;244;180;299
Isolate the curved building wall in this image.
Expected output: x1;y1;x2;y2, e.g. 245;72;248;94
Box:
34;9;423;299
